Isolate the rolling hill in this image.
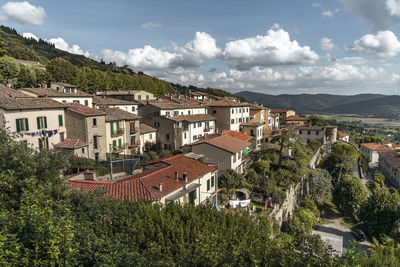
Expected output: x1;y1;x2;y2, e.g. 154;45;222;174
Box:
236;91;400;118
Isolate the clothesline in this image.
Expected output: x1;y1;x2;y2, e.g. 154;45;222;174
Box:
20;129;61;138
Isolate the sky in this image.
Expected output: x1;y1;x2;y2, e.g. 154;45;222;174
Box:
1;0;400;95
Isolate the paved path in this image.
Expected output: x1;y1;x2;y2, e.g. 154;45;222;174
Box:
314;208;371;255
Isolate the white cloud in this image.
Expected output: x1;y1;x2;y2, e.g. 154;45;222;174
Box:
140;22;161;29
342;0;400;31
0;1;45;26
192;63;400;94
322;9;340;18
48;37;91;58
223;28;319;70
320;37;338;51
101;31;222;73
334;56;368;65
22;32;39;41
348;30;400;58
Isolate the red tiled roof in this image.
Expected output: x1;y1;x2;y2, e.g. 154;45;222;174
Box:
338;131;349;137
68;154;218;202
379;151;400;171
67;103;105;116
207;98;250;107
190;135;251;153
55;138;88;149
284;115;308;121
360;142;392;151
222;130;253;141
104;107;141;121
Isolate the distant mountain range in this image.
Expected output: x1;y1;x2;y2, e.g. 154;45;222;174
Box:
235;91;400;118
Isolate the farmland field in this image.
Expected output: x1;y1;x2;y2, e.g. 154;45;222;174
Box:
315;114;400;128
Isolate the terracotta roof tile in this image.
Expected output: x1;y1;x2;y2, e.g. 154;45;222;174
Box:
93;96;139;105
0;97;67;110
68;154;218;201
0;84;32;98
140;124;157;134
379;151;400;171
207;99;250;107
361;143;392;151
166;114;216;123
190;135;251;153
67;103;105;116
104;107;141;121
21;87;91;97
284;115;308;121
338;131;349;137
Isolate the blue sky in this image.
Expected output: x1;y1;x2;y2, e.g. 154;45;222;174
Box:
2;0;400;95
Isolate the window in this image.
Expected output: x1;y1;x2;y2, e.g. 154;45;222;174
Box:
118;139;122;148
232;109;234;114
36;116;47;129
138;95;142;100
207;179;210;191
213;110;216;114
16;118;29;132
60;133;65;142
73;100;80;104
299;130;302;134
237;152;241;160
198;122;202;127
188;110;191;115
154;111;159;117
174;111;179;116
184;132;187;139
211;175;215;187
93;136;98;149
82;147;85;154
149;133;153;139
307;131;311;135
38;137;49;150
239;118;242;123
93;118;97;126
112;140;117;148
189;189;197;204
56;86;60;91
132;107;135;112
193;123;196;128
146;95;149;100
84;100;89;106
316;131;319;135
65;88;70;93
166;134;170;140
231;119;234;124
62;100;67;103
154;122;160;128
193;135;197;141
233;154;236;163
205;122;210;129
58;115;63;127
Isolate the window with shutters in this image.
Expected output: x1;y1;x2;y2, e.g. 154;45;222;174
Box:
84;100;89;106
211;175;215;187
58;115;63;126
207;179;210;191
16;118;29;132
60;133;65;142
36;116;47;129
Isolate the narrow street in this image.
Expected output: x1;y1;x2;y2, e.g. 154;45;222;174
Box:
314;205;372;255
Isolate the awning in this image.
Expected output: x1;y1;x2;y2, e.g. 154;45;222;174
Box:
242;148;249;155
165;183;201;201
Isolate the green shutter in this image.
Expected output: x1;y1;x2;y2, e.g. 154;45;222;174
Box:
45;138;49;149
194;189;197;199
16;119;20;132
37;117;40;129
44;117;47;128
207;179;210;191
211;176;215;187
25;118;29;131
85;100;88;106
113;140;117;148
58;115;63;126
116;122;120;131
38;138;42;149
118;138;122;148
111;122;114;135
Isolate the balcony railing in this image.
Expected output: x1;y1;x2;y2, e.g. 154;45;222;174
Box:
129;140;141;148
111;128;124;137
112;146;124;153
130;127;139;134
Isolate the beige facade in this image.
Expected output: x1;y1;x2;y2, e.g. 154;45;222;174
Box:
208;105;250;132
294;125;337;145
271;109;296;124
96;90;155;102
1;107;67;150
106;119;140;157
240;123;264;149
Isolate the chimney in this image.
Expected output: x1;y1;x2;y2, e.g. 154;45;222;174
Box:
159;183;163;192
103;95;106;99
183;172;188;182
175;171;179;181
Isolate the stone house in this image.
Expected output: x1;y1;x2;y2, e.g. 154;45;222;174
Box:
207;99;251;132
104;107;141;158
361;142;392;167
93;96;139;115
65;103;107;162
55;138;89;158
240;122;264;149
270;108;296;124
379;150;400;189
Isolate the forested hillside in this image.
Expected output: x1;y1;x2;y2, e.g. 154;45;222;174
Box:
236;91;400;118
0;25;240;99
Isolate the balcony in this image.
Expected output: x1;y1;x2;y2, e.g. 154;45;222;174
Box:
111;146;124;153
111;128;124;137
129;140;141;148
130;127;139;134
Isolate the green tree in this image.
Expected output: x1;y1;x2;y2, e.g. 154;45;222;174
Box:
373;170;385;188
308;168;333;205
218;169;245;189
308;115;325;126
333;174;368;218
